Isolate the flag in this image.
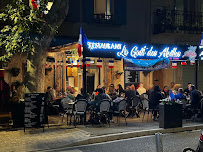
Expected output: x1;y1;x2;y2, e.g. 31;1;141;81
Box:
86;59;90;67
51;62;54;68
57;61;60;68
96;59;102;68
60;61;63;67
181;61;187;65
172;61;177;68
190;60;195;65
48;62;52;68
77;60;80;67
71;61;73;68
169;90;175;101
66;61;68;68
78;27;87;57
108;60;114;68
32;0;40;9
199;33;203;48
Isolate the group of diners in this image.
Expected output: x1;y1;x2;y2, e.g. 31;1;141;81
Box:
44;81;202;124
148;82;202;120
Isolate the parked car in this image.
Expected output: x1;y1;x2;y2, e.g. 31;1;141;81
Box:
183;130;203;152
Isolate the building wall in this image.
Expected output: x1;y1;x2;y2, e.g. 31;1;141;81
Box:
57;0;150;43
113;59;124;89
4;54;27;86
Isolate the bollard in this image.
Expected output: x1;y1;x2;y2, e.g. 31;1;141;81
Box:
155;132;163;152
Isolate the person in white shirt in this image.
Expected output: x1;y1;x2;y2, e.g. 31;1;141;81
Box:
137;82;147;95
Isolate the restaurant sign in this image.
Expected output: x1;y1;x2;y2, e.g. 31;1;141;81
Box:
85;40;197;60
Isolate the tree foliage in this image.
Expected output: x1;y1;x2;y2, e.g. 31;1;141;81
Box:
0;0;56;61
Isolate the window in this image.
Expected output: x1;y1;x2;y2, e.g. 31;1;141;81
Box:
175;0;203;12
94;0;112;23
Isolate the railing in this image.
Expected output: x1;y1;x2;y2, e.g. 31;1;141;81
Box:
94;14;112;24
153;10;203;34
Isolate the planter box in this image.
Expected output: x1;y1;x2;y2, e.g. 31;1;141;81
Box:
159;103;182;129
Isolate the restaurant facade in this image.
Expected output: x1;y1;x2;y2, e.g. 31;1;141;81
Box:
39;35;203;94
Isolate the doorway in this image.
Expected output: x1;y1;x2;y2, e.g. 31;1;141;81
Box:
87;76;95;94
153;70;163;90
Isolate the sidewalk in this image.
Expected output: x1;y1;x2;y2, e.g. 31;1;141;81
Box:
0;115;203;152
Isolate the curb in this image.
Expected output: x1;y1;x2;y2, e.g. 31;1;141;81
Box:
62;124;203;147
38;124;203;152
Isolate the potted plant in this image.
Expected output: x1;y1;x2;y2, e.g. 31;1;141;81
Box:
159;99;183;129
10;67;20;77
45;67;52;75
115;70;123;79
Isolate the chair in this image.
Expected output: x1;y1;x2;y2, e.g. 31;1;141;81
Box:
73;99;87;127
61;97;74;125
114;100;127;125
99;99;111;126
179;98;187;109
129;96;141;118
142;99;158;122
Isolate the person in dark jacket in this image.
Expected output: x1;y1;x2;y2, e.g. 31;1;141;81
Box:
149;85;164;120
93;88;110;112
162;86;169;98
125;86;136;106
184;83;191;96
115;84;124;97
190;85;201;109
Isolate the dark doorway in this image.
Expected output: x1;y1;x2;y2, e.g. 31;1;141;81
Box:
153;70;164;90
87;76;94;93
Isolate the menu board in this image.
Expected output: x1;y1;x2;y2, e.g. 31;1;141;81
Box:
24;93;45;129
124;70;139;88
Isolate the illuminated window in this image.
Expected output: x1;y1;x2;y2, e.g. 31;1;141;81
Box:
94;0;111;21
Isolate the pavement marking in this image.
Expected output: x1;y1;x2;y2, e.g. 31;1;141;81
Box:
44;130;201;152
41;134;157;152
59;150;82;152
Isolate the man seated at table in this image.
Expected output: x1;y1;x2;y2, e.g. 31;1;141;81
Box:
162;86;169;98
92;87;110;113
50;85;64;113
184;83;191;96
149;85;164;120
45;86;59;115
137;82;147;95
174;88;186;100
190;85;201;109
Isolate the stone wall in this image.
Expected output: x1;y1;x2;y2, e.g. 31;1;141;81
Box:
4;54;27;86
113;59;124;89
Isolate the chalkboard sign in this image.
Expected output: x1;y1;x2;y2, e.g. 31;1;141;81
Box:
24;93;45;131
124;70;139;88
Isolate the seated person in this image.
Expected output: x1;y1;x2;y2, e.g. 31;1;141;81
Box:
75;88;85;101
124;86;136;106
184;83;191;96
45;86;59;115
149;85;164;120
137;82;147;95
92;87;110;113
115;84;124;97
190;85;201;109
174;88;186;100
162;86;169;98
50;85;64;113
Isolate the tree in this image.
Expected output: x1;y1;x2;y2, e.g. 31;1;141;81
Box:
0;0;69;93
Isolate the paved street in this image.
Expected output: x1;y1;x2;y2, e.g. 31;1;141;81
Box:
0;115;202;152
50;130;200;152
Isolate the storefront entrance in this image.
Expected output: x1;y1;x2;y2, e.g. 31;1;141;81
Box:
153;70;163;90
87;75;95;93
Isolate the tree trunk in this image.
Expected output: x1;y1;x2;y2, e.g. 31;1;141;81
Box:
24;0;69;93
25;37;52;93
